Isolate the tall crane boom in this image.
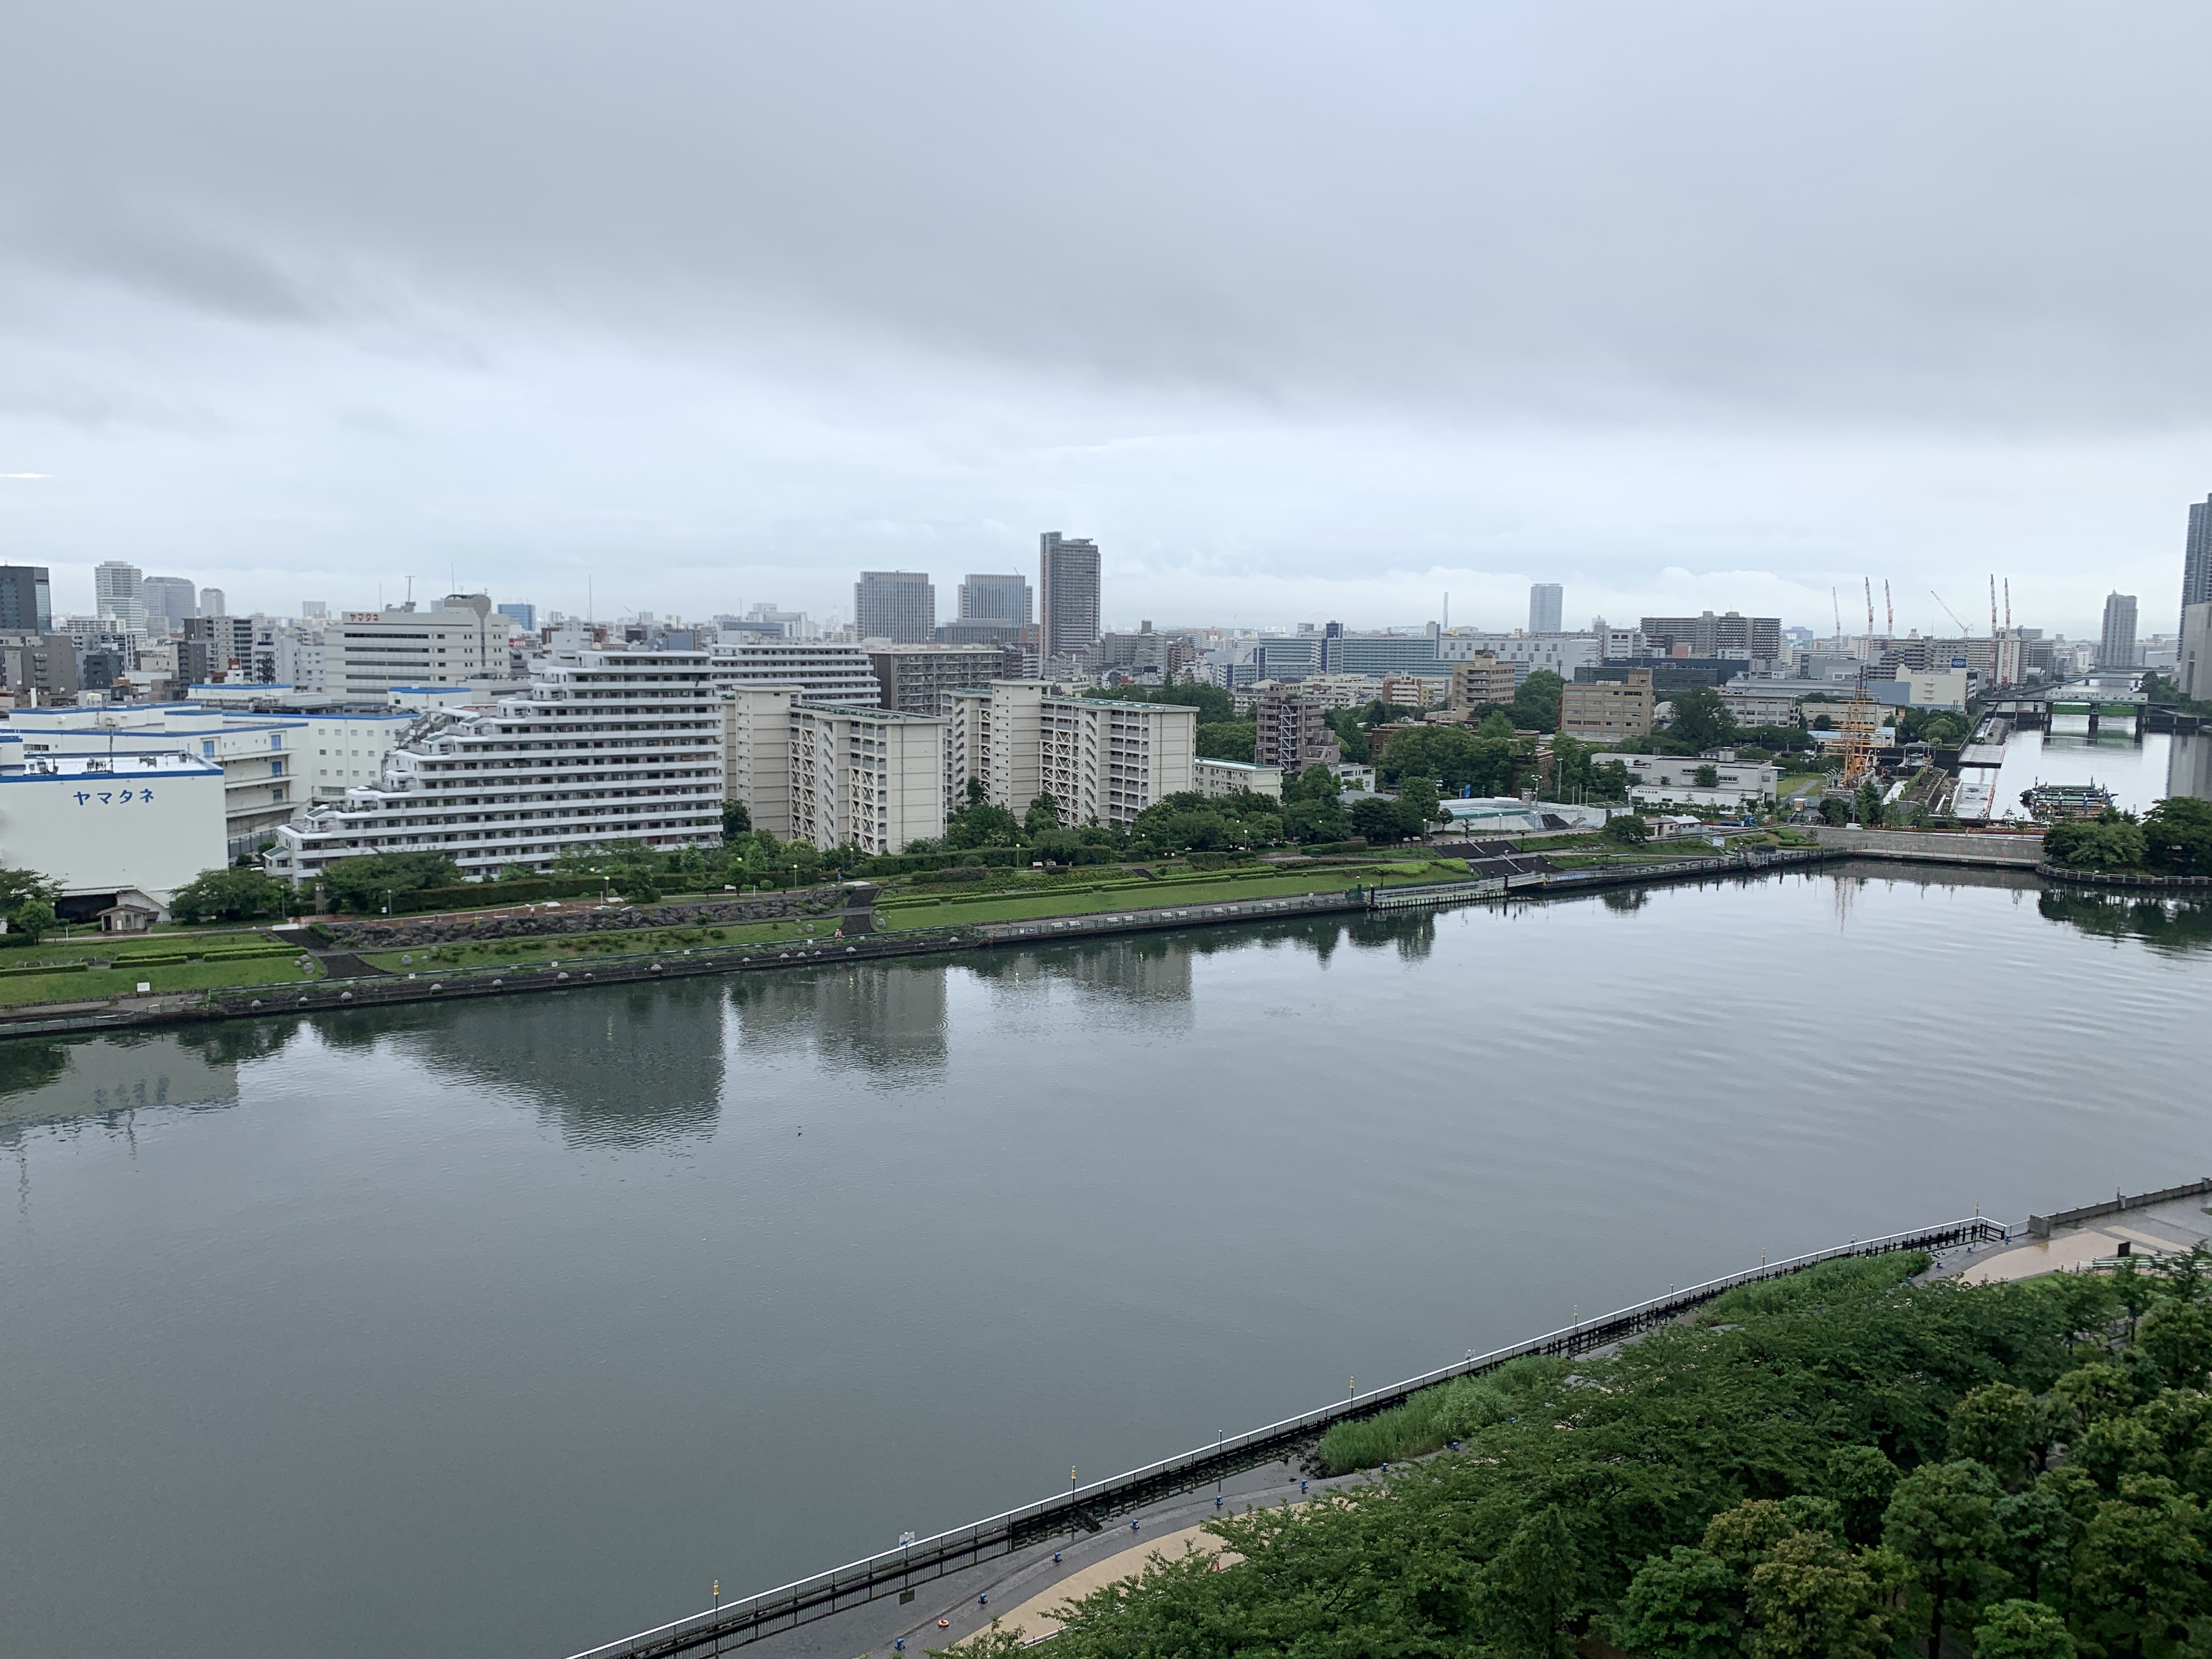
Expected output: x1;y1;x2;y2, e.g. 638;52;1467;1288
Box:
1865;578;1876;637
1832;586;1842;641
1931;590;1972;635
1884;580;1894;636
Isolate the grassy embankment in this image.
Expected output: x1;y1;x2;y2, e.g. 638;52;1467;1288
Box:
872;860;1465;930
0;933;318;1006
358;917;815;972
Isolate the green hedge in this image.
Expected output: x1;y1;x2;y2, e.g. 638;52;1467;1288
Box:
0;959;88;978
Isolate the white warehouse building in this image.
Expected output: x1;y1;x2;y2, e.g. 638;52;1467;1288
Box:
265;649;724;885
0;741;227;918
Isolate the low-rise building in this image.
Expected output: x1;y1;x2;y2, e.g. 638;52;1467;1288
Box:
1594;753;1780;807
1194;757;1284;799
1449;654;1517;710
0;743;226;914
1559;669;1655;741
265;649;723;885
1717;686;1809;728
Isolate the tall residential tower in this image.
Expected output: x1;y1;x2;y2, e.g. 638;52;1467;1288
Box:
1528;583;1563;634
1038;532;1101;662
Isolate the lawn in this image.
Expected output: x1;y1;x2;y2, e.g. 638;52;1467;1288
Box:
0;955;323;1007
874;863;1463;929
359;917;816;972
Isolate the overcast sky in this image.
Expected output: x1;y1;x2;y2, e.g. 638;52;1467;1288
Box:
4;2;2210;639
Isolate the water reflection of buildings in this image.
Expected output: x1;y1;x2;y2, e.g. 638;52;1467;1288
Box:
2169;733;2212;804
407;980;726;1146
730;963;949;1081
0;1029;246;1148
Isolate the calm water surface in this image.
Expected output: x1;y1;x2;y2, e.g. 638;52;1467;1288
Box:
3;867;2207;1658
1988;726;2211;817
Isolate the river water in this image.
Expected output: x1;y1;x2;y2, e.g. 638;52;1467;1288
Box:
3;867;2207;1658
1987;726;2212;820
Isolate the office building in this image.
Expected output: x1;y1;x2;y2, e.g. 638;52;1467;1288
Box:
265;648;724;885
945;681;1194;828
140;576;198;631
94;561;146;631
496;602;538;633
180;615;259;683
0;565;53;636
854;572;936;644
1638;611;1782;662
1528;584;1564;634
1255;688;1341;772
708;640;881;708
331;600;503;696
957;573;1031;628
1558;669;1655;741
0;636;81;703
199;587;227;618
2186;496;2212;620
865;642;1023;715
1435;630;1603;680
2098;593;2138;669
723;685;946;855
0;740;227;913
1038;533;1102;662
1449;654;1517;710
1594;753;1780;807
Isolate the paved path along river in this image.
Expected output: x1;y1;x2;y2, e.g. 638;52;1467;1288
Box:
2;862;2207;1659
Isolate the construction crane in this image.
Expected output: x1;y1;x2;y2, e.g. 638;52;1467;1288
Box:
1865;578;1877;638
2004;579;2012;631
1884;580;1894;636
1931;589;1973;635
1832;586;1843;645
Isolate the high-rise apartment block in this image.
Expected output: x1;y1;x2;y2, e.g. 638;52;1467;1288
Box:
1559;669;1655;741
265;648;724;884
723;686;947;856
1528;583;1564;634
1038;533;1102;662
708;640;881;709
1638;611;1781;662
864;642;1023;715
1254;689;1341;772
2098;593;2139;669
854;572;936;643
199;588;227;618
2185;495;2212;619
94;561;146;631
2180;603;2212;702
0;565;53;636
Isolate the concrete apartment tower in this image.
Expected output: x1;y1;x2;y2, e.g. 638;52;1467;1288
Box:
1038;532;1102;662
94;560;146;631
1528;583;1564;634
2098;592;2139;669
2183;495;2212;619
854;572;935;643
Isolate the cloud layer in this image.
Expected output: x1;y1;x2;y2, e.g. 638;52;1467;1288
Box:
4;1;2210;636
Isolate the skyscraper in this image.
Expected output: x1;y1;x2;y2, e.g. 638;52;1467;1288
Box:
1528;583;1564;633
141;575;198;631
94;560;146;631
2098;592;2138;669
0;565;53;635
1038;532;1101;662
199;587;227;618
958;573;1031;626
853;572;935;642
2184;495;2212;619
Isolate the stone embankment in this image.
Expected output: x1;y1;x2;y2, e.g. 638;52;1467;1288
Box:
1810;826;2044;866
2035;862;2212;890
315;888;847;947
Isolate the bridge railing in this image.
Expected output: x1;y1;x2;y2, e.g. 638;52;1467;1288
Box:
565;1213;2006;1659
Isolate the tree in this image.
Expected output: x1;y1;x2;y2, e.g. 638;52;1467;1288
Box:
1511;670;1565;733
721;799;752;838
1480;1507;1581;1659
321;851;462;912
1665;686;1739;753
169;866;288;923
2137;1300;2212;1389
945;799;1022;850
1854;778;1884;826
1974;1599;2076;1659
1282;766;1349;842
2140;797;2212;877
2066;1477;2207;1659
618;867;663;904
1951;1384;2041;1486
1325;707;1371;763
0;868;60;942
1196;720;1256;763
1694;764;1721;788
1605;813;1651;846
1615;1547;1740;1659
1882;1459;2004;1659
1745;1531;1904;1659
1083;683;1235;724
1025;793;1063;836
1824;1445;1901;1547
1994;1487;2074;1604
1480;710;1518;740
2043;816;2148;872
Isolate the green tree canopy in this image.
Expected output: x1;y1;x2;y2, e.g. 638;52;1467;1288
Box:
1196;720;1256;763
1510;670;1565;733
170;866;289;923
1605;813;1651;845
321;851;462;911
1082;682;1235;723
1663;686;1740;753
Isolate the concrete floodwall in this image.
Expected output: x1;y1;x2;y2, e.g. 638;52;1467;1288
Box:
1812;827;2044;866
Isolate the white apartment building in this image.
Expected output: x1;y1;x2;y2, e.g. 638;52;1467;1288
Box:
1595;753;1781;808
1194;757;1284;799
264;650;723;885
708;640;881;709
723;684;947;854
93;560;146;633
963;681;1195;828
331;601;503;697
1717;686;1812;728
1435;631;1604;680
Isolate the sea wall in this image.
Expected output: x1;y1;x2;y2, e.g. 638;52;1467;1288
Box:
1811;827;2044;866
